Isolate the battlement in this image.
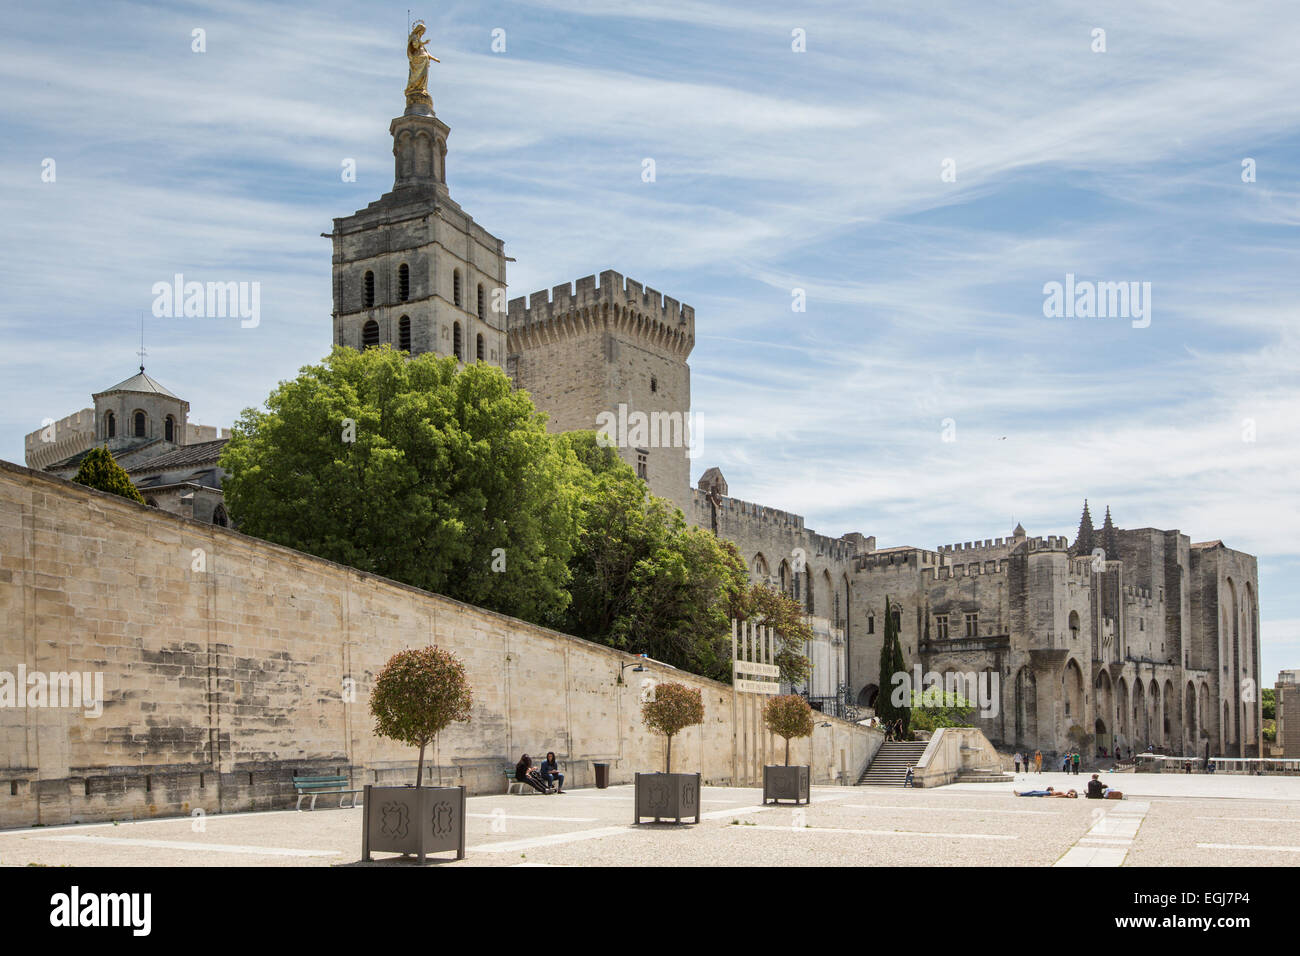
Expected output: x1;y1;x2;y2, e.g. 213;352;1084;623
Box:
855;547;945;573
1124;584;1153;603
508;269;694;339
691;489;858;561
928;559;1009;580
937;534;1069;556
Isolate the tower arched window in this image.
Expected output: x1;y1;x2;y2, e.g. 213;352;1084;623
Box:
104;411;115;439
398;263;410;302
477;284;485;320
650;376;658;394
476;333;484;362
453;322;463;360
212;504;228;528
362;319;379;349
453;270;462;307
133;411;146;438
164;415;175;442
399;315;411;352
363;271;375;308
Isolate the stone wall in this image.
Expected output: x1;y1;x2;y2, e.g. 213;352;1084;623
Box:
0;460;878;829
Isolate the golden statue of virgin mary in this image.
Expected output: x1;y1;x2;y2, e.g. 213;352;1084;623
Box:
404;21;439;109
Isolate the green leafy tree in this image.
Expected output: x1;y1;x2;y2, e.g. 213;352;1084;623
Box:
908;689;974;732
732;583;813;685
876;596;910;733
562;432;747;681
71;446;145;505
642;682;705;772
1262;688;1275;721
369;646;473;788
220;346;578;625
763;694;815;765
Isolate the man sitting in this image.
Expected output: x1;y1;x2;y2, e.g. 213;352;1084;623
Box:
540;751;565;794
1085;773;1123;799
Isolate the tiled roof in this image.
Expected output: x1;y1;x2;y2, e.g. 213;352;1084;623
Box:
95;371;181;399
44;439;165;472
127;439;228;474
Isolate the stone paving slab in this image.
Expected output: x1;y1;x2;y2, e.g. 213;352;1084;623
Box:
2;780;1297;867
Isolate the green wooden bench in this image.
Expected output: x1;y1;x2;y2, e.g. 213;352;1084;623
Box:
293;774;363;811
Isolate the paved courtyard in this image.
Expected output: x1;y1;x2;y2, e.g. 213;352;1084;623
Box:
3;772;1298;867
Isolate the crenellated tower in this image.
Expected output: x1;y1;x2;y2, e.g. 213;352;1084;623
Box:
506;270;695;515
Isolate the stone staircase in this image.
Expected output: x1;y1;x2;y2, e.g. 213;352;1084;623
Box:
857;741;930;786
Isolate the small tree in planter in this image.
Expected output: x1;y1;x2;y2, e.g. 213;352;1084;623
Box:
635;681;704;824
370;646;473;786
762;694;814;804
362;646;473;862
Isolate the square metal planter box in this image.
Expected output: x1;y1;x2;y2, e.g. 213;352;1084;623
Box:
763;765;810;805
361;784;466;863
634;772;701;824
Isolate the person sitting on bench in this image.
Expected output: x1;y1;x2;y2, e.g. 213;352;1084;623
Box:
515;753;553;794
540;751;565;793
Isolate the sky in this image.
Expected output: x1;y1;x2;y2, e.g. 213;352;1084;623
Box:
1;0;1297;678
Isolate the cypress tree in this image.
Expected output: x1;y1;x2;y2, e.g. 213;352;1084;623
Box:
72;446;145;505
875;596;910;732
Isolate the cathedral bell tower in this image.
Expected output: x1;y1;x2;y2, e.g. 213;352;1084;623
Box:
328;21;508;367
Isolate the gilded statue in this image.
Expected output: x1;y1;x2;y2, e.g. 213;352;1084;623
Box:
404;21;439;109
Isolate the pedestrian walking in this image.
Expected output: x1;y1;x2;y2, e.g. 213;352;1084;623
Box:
1072;751;1081;775
1013;751;1023;774
1034;749;1043;773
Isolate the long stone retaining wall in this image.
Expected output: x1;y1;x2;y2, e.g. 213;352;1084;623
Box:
0;460;881;828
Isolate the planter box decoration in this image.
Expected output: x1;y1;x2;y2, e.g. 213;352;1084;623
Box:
361;784;466;863
763;765;810;805
634;772;701;824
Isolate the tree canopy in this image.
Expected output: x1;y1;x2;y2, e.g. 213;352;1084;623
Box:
221;346;578;625
908;689;974;732
876;596;910;732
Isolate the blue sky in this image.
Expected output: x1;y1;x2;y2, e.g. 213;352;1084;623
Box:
2;0;1297;678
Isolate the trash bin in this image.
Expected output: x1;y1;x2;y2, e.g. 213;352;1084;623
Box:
594;762;610;789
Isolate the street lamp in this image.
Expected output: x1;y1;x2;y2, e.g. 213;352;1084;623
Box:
618;654;649;684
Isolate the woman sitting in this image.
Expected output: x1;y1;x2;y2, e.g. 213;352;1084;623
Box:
514;753;553;794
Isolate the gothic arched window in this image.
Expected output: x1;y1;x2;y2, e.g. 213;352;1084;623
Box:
398;263;410;302
133;410;146;438
362;319;379;349
453;322;463;360
213;504;228;528
363;271;375;309
164;415;175;442
477;284;485;320
476;333;484;362
104;411;115;439
453;270;462;307
399;315;411;352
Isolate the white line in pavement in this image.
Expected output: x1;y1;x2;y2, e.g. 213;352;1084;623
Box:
1196;816;1300;824
736;824;1016;841
1056;846;1128;867
837;804;1059;816
36;835;339;858
470;826;631;853
1197;843;1300;853
467;813;599;822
